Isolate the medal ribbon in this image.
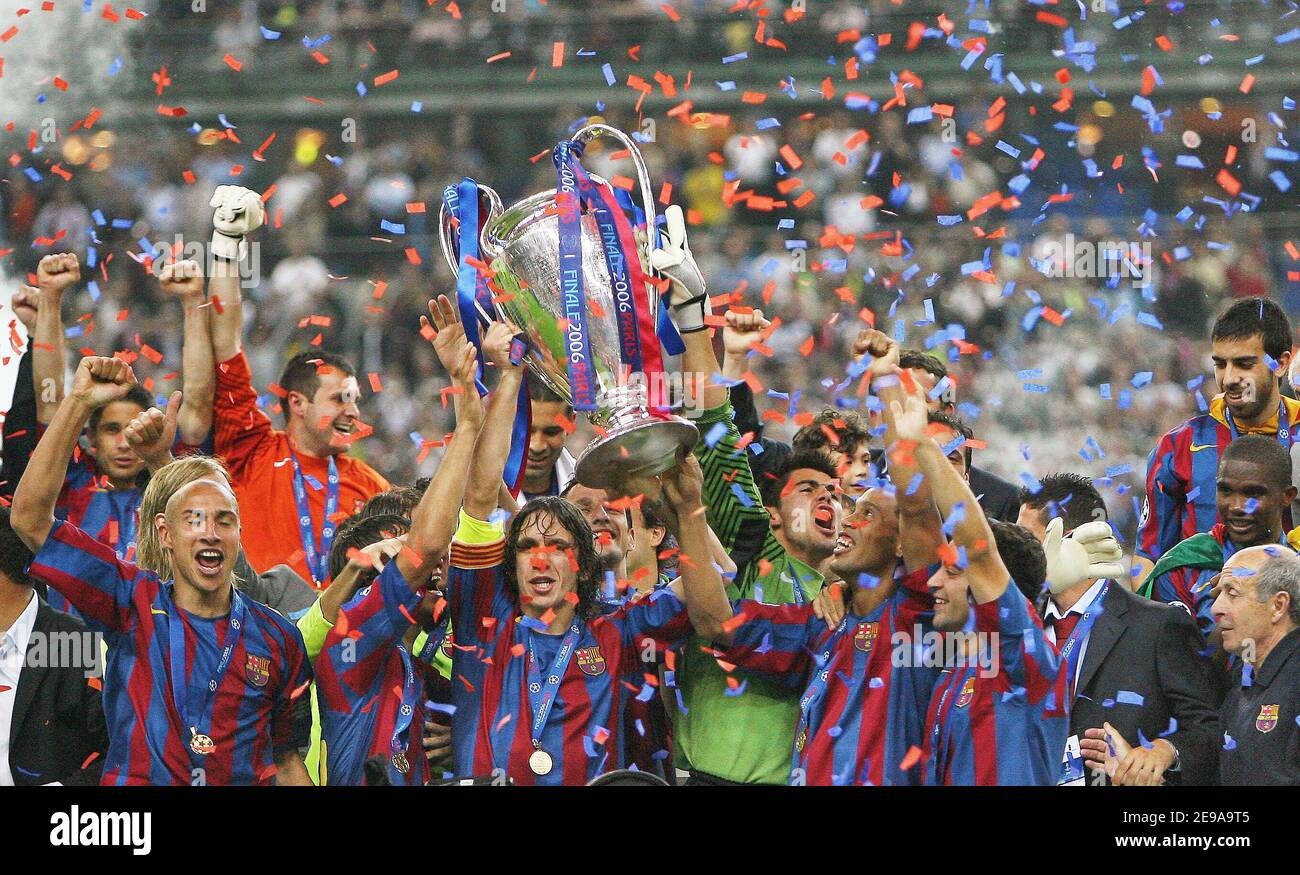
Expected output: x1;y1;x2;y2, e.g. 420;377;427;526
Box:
289;450;339;587
167;588;247;756
930;664;970;783
1058;580;1110;702
1224;397;1290;447
526;624;582;749
389;642;420;773
794;618;850;754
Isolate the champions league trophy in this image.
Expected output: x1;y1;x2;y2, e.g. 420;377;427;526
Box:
439;124;698;489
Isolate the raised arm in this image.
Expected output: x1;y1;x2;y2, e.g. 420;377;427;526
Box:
653;204;728;413
31;253;80;424
720;308;771;384
206;185;264;363
318;537;404;625
424;300;521;523
398;332;486;585
157;260;214;446
623;457;733;642
864;329;943;572
891;370;1008;606
12;357;137;552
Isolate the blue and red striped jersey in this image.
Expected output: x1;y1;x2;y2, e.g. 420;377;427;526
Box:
721;564;940;786
316;561;439;786
600;578;677;782
50;453;141;616
1139;396;1300;563
923;585;1068;786
28;519;312;785
446;539;692;785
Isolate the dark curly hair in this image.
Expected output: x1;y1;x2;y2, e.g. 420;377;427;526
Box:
792;408;873;459
990;519;1047;601
758;449;840;509
503;497;603;621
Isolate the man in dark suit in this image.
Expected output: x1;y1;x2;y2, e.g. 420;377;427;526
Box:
1018;474;1222;786
0;505;106;785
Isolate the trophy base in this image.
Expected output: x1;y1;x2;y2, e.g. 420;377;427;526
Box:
574;412;699;489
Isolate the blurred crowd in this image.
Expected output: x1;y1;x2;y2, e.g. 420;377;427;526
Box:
3;0;1294;556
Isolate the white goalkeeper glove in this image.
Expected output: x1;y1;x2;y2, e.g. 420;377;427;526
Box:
1042;517;1126;595
209;185;265;262
648;204;709;333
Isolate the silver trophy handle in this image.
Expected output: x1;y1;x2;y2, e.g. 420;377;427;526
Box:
570;123;659;263
438;183;504;276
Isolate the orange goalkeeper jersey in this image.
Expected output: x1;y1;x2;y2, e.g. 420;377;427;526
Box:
213;351;389;586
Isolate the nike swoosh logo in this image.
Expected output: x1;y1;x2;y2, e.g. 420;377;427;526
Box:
1190;443;1216;452
151;609;168;615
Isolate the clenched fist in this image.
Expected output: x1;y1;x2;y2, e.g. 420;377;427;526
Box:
158;259;205;299
10;285;40;332
722;308;772;360
70;356;137;410
37;252;80;300
853;328;900;379
209;185;265;261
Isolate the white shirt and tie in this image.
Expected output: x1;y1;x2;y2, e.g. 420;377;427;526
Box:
1043;578;1108;687
0;591;38;786
1043;579;1108;786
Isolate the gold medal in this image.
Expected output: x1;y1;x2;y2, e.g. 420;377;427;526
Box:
528;749;553;776
190;732;215;756
391;752;410;774
795;728;807;753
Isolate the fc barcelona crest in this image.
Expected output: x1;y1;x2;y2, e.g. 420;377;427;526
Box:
441;632;454;658
245;654;271;688
955;676;976;709
1256;704;1279;733
576;646;606;677
854;622;879;653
